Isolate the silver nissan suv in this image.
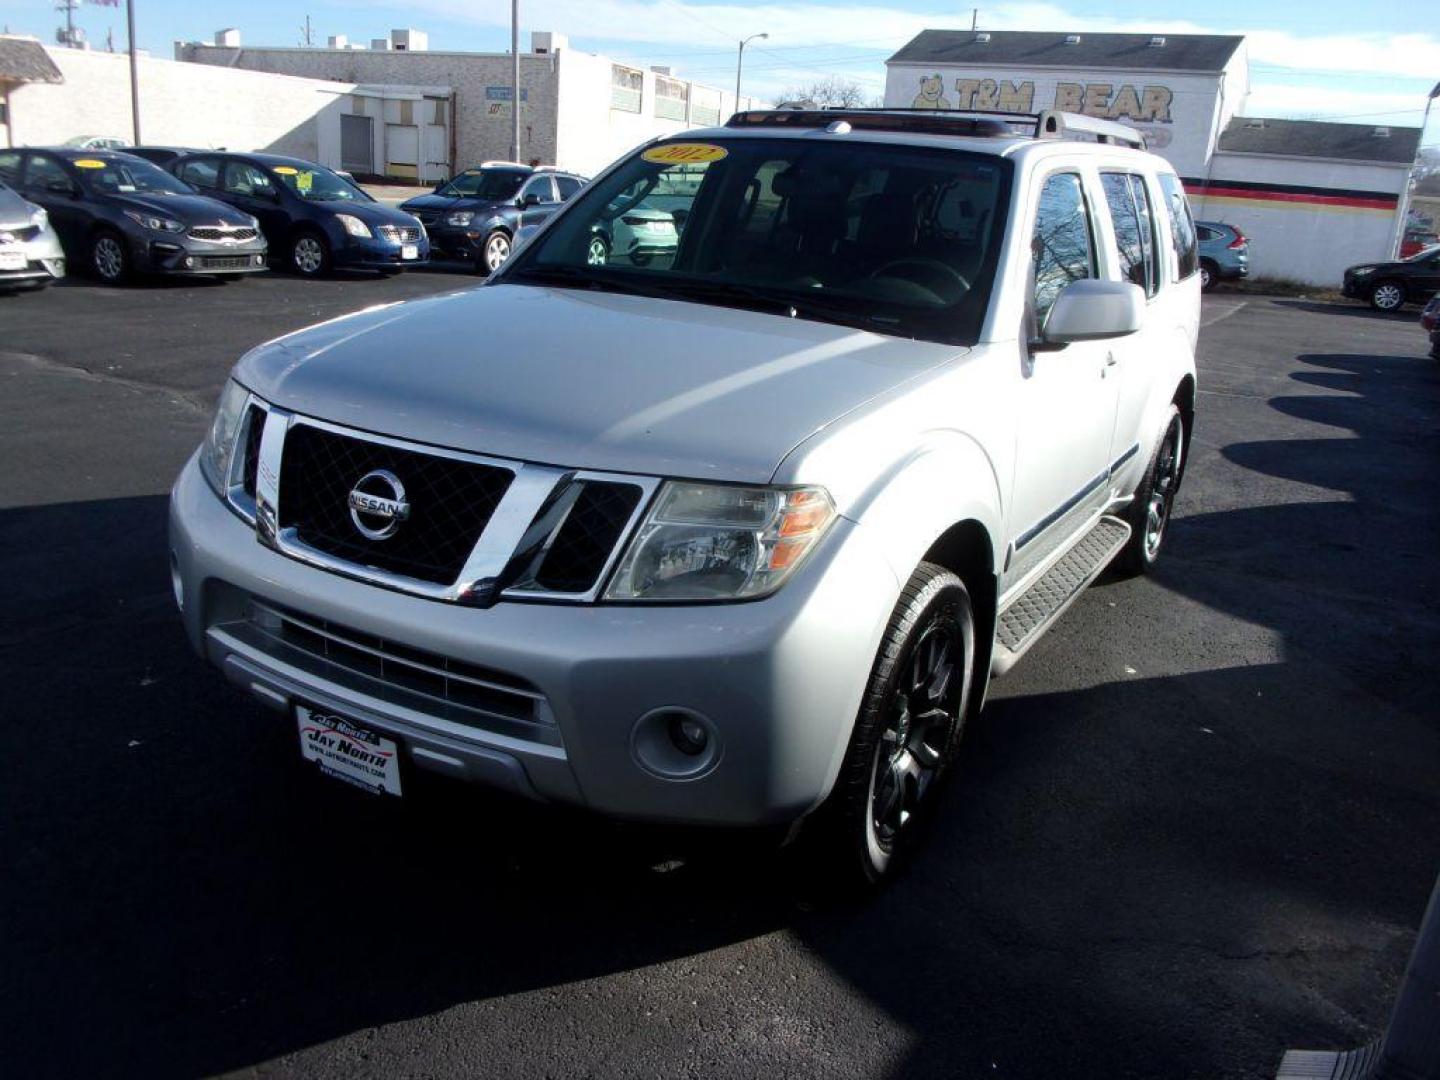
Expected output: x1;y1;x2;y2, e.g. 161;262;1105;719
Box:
171;109;1199;884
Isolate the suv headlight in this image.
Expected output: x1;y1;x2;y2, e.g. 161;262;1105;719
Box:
199;380;251;494
446;210;475;227
604;482;835;602
29;206;48;229
335;214;372;238
123;209;185;233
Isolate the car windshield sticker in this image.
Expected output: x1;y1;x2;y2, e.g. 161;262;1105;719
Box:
641;143;729;165
273;165;298;175
296;171;313;192
73;159;106;169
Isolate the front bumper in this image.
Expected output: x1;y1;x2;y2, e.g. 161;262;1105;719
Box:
136;234;269;276
420;223;480;260
168;455;899;825
332;234;431;269
0;226;66;285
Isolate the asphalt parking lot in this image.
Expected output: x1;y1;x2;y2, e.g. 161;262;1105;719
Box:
2;271;1437;1079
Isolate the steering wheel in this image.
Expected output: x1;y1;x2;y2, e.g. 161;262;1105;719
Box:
870;258;969;299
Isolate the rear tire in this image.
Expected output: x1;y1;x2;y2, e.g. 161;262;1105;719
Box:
1199;260;1217;292
800;563;974;891
1115;405;1184;577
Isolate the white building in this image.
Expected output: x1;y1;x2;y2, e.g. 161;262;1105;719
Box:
885;30;1421;284
175;29;757;180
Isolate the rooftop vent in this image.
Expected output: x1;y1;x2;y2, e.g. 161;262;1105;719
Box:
327;34;347;49
974;31;991;42
214;27;240;47
1374;126;1391;137
1149;35;1166;47
1064;34;1081;45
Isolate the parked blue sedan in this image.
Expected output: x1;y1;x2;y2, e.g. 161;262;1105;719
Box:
169;151;428;276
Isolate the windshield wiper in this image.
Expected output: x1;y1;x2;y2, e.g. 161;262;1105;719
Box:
505;263;680;301
662;278;901;333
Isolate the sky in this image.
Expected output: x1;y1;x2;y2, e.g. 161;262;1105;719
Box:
3;0;1437;146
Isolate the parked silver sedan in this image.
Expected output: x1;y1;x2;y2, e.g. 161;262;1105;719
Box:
0;180;65;291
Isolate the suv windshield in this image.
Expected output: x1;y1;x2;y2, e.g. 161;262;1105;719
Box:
76;157;192;196
438;169;527;200
272;164;366;202
504;138;1012;345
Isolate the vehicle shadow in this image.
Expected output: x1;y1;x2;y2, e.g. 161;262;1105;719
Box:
1270;299;1419;323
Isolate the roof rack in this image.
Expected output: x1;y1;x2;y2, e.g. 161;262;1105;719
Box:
724;107;1146;149
1035;110;1145;148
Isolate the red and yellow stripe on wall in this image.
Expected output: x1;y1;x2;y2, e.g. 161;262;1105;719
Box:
1181;177;1398;216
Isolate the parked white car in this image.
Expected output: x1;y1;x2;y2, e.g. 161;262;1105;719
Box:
0;180;65;290
170;109;1199;886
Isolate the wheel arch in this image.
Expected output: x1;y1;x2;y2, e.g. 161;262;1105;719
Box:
920;520;998;712
1172;373;1196;483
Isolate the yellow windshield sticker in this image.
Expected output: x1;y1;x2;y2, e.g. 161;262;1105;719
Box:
641;143;728;165
273;165;298;175
73;158;107;169
296;171;314;192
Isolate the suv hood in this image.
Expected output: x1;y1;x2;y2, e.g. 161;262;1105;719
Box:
399;193;506;214
234;284;962;483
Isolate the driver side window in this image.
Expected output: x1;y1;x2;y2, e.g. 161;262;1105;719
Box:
520;176;555;204
223;161;273;198
23;154;68;195
1030;172;1095;325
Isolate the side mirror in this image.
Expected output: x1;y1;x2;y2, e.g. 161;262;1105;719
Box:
521;192;543;207
47;178;78;197
1035;279;1144;350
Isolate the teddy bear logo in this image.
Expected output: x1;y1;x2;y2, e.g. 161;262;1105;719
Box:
912;74;951;110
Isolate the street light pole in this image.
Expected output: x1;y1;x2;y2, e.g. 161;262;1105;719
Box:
126;0;140;144
510;0;520;162
734;32;767;112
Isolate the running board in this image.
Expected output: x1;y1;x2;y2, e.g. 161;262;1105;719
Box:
992;515;1131;676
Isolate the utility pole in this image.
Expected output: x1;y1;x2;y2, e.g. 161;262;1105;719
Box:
735;32;767;113
300;15;313;47
510;0;520;162
971;8;978;30
126;0;140;143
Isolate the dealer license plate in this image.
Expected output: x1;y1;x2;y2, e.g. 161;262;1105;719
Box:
296;705;402;796
0;250;26;271
401;244;418;260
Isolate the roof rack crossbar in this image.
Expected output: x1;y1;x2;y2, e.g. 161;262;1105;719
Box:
1035;110;1146;148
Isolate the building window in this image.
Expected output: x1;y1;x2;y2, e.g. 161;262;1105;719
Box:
655;75;689;121
611;64;643;113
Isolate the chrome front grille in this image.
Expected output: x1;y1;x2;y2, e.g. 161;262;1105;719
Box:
378;224;423;243
238;597;559;743
232;403;658;604
189;225;259;242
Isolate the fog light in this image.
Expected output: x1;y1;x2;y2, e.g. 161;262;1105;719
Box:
254;255;264;265
169;552;184;611
184;255;195;268
670;715;708;756
631;708;721;780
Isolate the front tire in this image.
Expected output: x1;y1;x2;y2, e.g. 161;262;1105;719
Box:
1368;280;1406;313
290;230;331;277
91;229;129;284
802;563;975;889
1116;405;1184;577
478;230;510;276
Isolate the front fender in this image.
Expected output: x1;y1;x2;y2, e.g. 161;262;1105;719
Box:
833;430;1004;586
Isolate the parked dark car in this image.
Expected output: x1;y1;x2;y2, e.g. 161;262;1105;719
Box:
126;146;206;168
1194;220;1249;292
170;151;428;276
1421;295;1440;360
1342;245;1440;312
0;147;267;283
399;163;584;274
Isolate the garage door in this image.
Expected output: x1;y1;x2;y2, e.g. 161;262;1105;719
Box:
385;124;419;180
340;114;373;175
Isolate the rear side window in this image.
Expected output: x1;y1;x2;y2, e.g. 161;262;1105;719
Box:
22;154;68;194
1031;172;1095;324
179;158;219;190
223;161;276;198
1158;173;1198;281
555;175;582;200
1100;172;1159;298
